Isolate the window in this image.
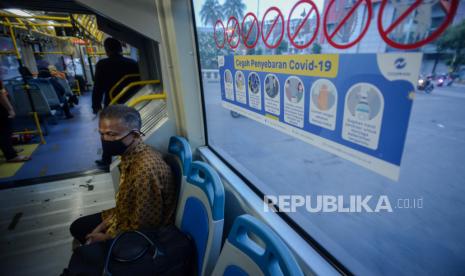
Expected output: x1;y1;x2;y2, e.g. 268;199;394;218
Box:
192;0;465;274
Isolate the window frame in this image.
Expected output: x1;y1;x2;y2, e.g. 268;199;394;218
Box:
188;0;352;274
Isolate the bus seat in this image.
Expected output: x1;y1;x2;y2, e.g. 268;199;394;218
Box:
175;161;225;276
29;79;61;109
168;136;192;175
55;78;74;97
11;83;54;117
212;214;304;276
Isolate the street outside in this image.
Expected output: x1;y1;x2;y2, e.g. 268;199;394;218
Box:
202;79;465;275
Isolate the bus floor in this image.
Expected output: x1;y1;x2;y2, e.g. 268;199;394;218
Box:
0;173;115;276
0;93;103;184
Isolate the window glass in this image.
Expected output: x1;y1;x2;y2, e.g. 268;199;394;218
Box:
192;0;465;274
0;37;21;80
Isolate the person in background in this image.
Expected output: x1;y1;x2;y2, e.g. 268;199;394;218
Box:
48;64;67;80
64;105;176;275
37;67;74;119
92;37;140;169
0;79;31;162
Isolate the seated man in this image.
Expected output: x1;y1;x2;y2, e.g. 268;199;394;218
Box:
65;105;177;274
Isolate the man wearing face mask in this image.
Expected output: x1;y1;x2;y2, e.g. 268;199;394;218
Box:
65;105;177;273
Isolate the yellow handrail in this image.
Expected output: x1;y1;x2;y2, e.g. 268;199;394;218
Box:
127;93;167;107
33;51;67;55
73;79;81;96
111;80;160;105
110;80;160;105
109;74;141;100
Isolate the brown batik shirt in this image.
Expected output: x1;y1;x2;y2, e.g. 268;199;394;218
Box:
101;141;177;237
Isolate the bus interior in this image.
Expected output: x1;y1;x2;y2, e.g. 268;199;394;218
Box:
0;0;464;275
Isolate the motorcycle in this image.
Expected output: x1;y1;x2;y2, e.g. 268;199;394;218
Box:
417;75;434;94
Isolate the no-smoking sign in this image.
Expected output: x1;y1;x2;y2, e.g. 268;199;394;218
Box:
214;19;225;49
261;7;285;49
226;16;241;49
378;0;459;50
242;12;260;49
323;0;372;49
287;0;320;49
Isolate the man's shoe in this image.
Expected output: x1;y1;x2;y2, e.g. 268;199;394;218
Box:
95;160;110;171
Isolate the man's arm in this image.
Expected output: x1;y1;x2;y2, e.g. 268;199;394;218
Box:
0;87;16;118
92;62;104;114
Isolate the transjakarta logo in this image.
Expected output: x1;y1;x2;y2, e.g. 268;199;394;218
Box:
264;195;397;213
394;57;406;69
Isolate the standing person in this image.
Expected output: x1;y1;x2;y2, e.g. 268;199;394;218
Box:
0;79;31;162
92;38;140;169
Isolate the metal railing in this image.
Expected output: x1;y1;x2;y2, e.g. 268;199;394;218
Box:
108;74;141;100
110;80;160;105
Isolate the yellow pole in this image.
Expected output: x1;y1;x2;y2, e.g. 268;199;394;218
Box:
4;18;20;59
32;112;46;144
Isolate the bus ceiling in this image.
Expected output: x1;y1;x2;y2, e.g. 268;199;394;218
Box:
0;0;92;14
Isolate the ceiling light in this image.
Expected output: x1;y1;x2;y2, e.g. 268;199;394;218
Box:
5;9;32;17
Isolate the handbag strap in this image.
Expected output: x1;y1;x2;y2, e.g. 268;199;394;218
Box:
102;231;158;276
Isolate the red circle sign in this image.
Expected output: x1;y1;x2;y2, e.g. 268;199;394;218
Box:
287;0;320;49
226;16;241;49
241;12;260;49
261;7;285;49
214;19;225;49
378;0;459;50
323;0;372;49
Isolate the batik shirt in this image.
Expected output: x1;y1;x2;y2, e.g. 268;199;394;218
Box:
101;141;177;237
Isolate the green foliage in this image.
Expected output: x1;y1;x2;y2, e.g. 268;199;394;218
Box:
200;0;223;26
222;0;246;20
436;19;465;71
312;43;322;54
276;40;288;54
197;30;223;69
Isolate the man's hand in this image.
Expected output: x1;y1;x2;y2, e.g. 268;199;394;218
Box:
85;232;110;244
7;109;15;118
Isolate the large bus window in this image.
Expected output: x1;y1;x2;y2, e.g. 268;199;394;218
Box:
192;0;465;274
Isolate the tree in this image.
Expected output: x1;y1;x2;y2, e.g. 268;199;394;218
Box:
222;0;246;20
312;43;322;54
200;0;223;26
436;19;465;72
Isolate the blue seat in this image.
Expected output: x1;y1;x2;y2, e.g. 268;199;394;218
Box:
212;214;304;276
175;161;225;276
168;136;192;176
29;78;61;109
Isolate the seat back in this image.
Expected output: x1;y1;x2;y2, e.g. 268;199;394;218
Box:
54;78;74;97
168;136;193;176
212;214;304;276
11;83;52;116
29;78;61;108
175;161;225;276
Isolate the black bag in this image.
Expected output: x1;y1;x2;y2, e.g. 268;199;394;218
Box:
103;225;195;276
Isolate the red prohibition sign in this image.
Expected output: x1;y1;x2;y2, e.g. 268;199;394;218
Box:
323;0;372;49
287;0;320;49
378;0;459;50
226;16;241;49
261;7;285;49
241;12;260;49
214;19;225;49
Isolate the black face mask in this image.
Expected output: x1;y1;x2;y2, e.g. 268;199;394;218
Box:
101;132;135;157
